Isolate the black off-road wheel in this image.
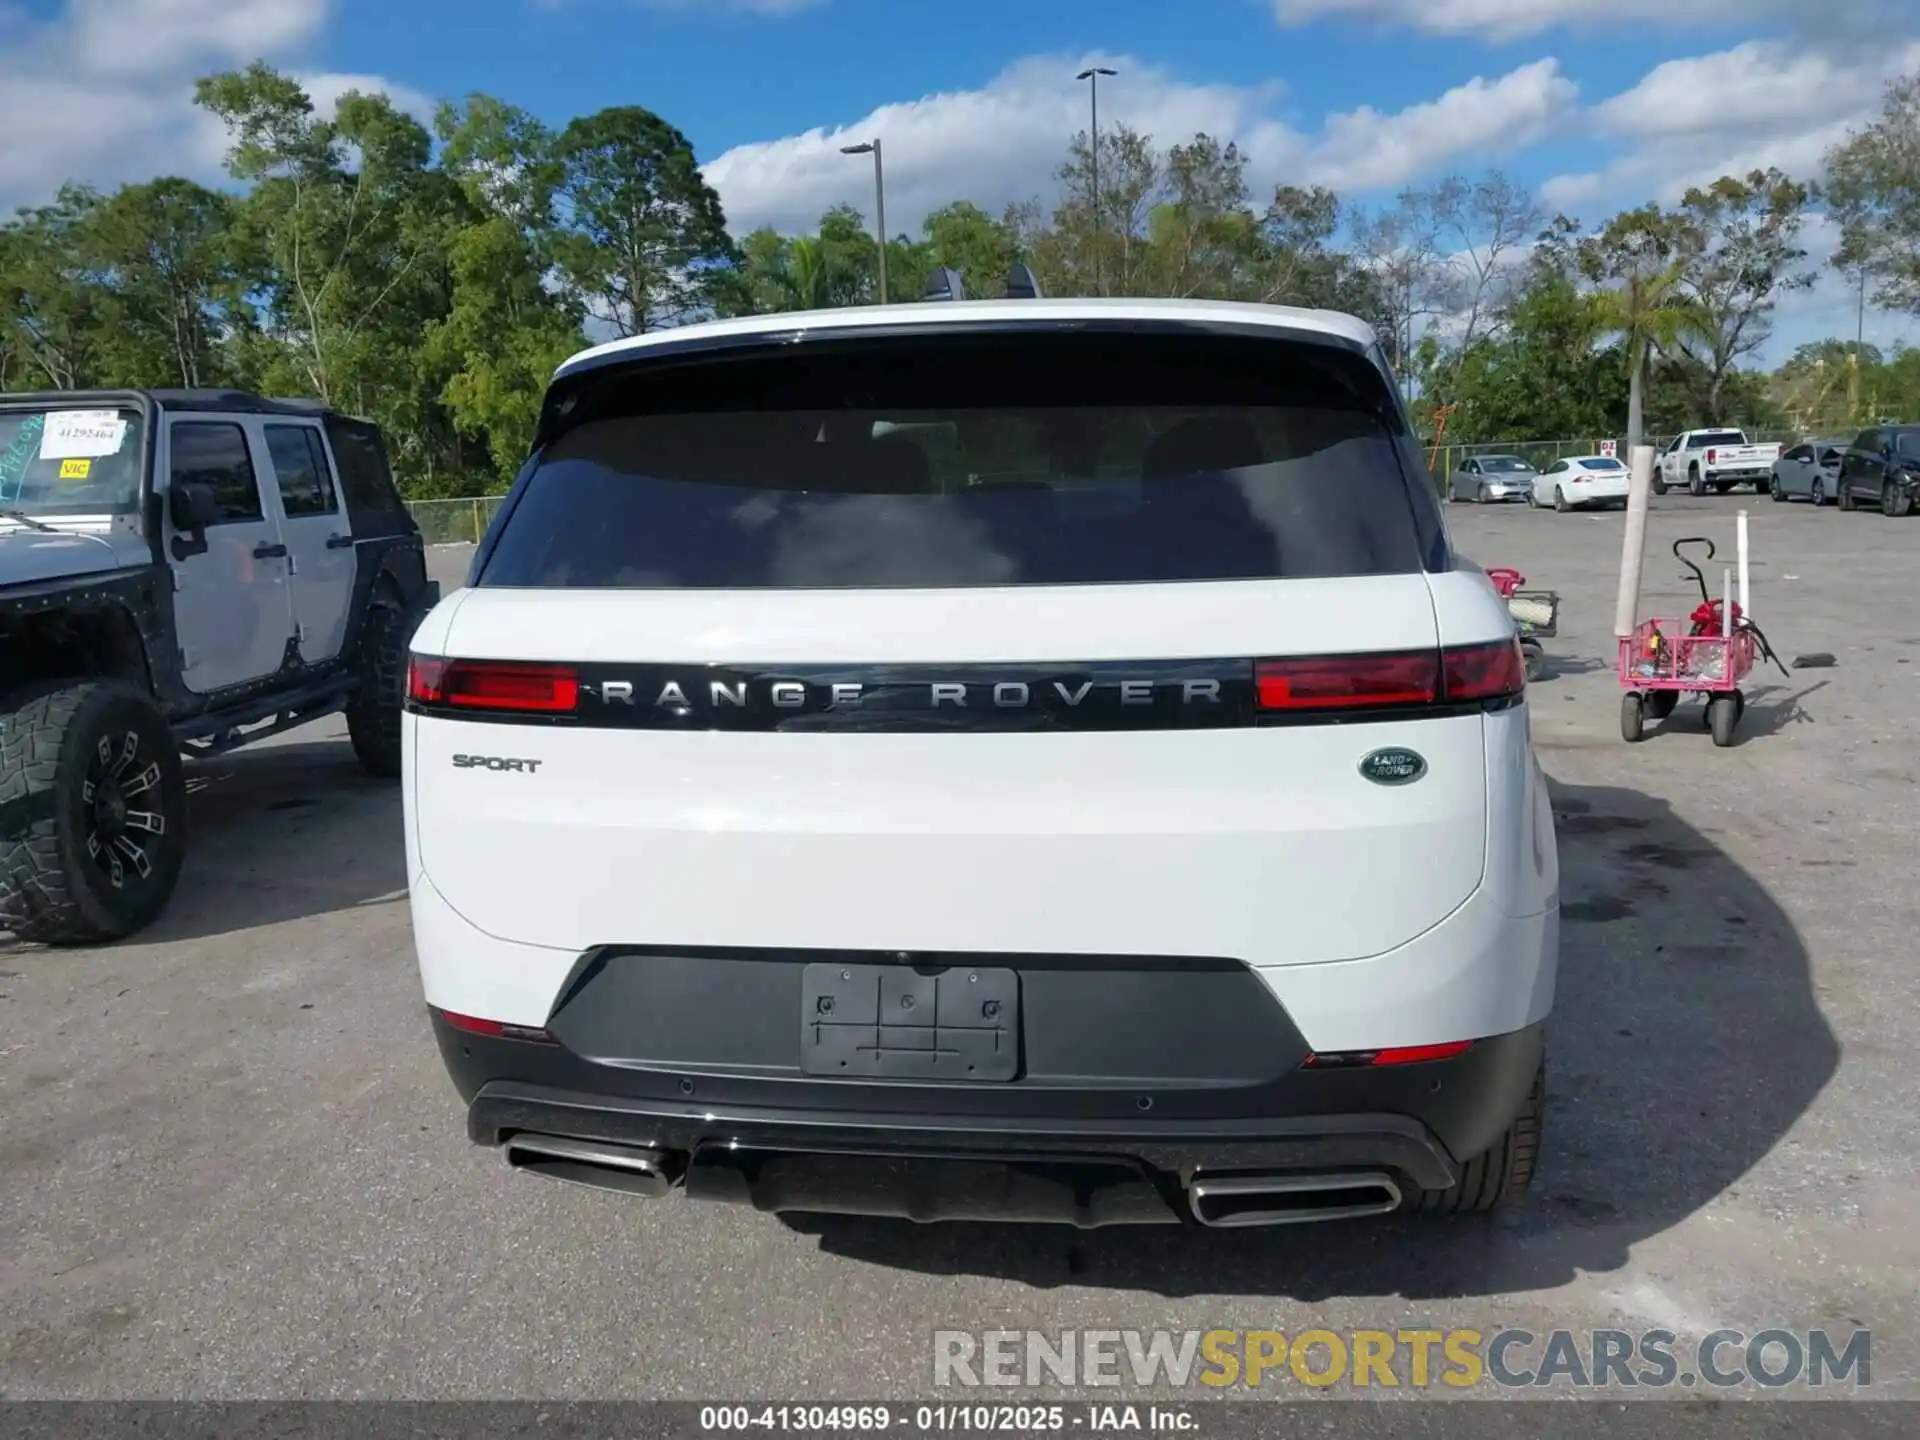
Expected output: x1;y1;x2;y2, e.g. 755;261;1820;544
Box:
347;591;413;780
0;681;188;945
1415;1063;1543;1214
1645;689;1679;722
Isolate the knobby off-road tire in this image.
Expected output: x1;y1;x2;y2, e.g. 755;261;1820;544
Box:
0;681;188;945
1414;1063;1543;1214
347;591;414;780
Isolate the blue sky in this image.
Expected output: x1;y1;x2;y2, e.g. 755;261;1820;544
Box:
2;0;1916;361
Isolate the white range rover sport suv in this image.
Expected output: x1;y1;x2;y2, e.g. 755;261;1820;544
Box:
403;296;1559;1230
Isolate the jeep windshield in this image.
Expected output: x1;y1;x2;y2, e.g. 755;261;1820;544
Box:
480;329;1437;590
0;406;145;518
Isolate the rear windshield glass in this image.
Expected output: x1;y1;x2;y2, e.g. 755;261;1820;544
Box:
1480;456;1531;472
1696;431;1747;448
1583;457;1626;470
478;330;1431;590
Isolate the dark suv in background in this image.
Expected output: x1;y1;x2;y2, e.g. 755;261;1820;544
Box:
1836;425;1920;517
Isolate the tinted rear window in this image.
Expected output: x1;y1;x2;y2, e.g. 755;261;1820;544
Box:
479;330;1430;590
1696;431;1747;448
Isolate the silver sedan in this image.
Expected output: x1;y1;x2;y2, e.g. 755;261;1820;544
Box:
1451;454;1539;503
1769;439;1847;506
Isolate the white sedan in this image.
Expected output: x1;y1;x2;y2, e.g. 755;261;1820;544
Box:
1531;455;1630;512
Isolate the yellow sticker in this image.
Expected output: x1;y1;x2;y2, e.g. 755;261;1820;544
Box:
59;457;92;480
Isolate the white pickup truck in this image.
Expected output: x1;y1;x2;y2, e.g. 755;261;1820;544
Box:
1654;428;1782;496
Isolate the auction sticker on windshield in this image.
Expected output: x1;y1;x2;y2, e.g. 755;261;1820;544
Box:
39;410;128;460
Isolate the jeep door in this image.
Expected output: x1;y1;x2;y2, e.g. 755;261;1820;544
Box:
260;423;356;664
164;416;297;693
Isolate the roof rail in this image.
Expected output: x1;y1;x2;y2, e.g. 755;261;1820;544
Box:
922;266;967;302
1005;264;1042;300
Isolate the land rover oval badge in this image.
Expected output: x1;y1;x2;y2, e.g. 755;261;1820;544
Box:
1359;747;1426;786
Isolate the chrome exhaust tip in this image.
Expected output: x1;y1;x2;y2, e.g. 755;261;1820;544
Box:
1187;1171;1403;1227
503;1133;676;1198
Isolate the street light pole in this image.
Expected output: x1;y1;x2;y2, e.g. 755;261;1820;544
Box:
1076;66;1116;296
840;139;889;304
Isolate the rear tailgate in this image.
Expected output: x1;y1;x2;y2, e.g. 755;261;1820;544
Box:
409;322;1505;974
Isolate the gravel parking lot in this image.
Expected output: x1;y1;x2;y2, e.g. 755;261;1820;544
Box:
4;497;1918;1402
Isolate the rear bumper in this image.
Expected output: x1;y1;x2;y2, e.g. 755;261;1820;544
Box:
432;1007;1546;1225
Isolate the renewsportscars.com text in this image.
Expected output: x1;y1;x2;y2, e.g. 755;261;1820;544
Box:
932;1328;1871;1391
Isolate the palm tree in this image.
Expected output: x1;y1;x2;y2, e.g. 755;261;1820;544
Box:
1579;208;1703;452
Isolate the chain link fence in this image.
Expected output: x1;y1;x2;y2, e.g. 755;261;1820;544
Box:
406;496;505;546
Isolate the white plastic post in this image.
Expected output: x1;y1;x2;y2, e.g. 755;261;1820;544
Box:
1615;445;1656;638
1736;509;1750;621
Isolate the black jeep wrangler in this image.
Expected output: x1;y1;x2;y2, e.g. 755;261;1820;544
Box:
1;390;438;945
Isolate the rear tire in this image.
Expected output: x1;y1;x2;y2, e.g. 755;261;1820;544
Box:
1689;466;1704;497
0;681;188;945
1415;1062;1542;1214
1884;483;1914;518
1553;487;1569;513
1620;693;1645;743
347;591;413;780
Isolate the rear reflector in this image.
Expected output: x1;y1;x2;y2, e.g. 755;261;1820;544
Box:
437;1009;556;1045
1301;1040;1473;1069
407;656;578;714
1257;640;1522;713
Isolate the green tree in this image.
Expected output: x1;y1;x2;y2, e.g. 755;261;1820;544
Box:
1579;205;1701;450
1667;169;1814;422
0;187;109;390
1825;73;1920;314
552;106;737;335
1445;269;1625;443
84;178;244;388
920;201;1019;299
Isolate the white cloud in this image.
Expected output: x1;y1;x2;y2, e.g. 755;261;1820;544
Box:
1541;39;1920;212
0;0;425;211
704;52;1577;237
1270;0;1891;42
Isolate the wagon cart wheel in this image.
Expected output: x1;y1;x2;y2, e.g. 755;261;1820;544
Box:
1645;690;1679;722
1620;693;1646;743
1708;693;1739;748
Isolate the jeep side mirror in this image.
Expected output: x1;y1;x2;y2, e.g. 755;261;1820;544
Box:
169;481;219;531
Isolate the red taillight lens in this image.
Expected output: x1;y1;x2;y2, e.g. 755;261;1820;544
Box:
1442;637;1526;702
1301;1040;1473;1069
406;656;578;714
1255;651;1440;711
1255;640;1522;714
1707;448;1717;465
437;1009;556;1045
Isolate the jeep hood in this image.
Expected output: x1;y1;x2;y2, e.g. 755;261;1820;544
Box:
0;527;136;589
